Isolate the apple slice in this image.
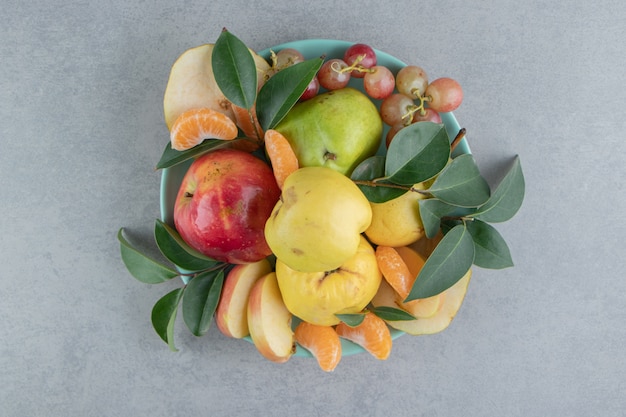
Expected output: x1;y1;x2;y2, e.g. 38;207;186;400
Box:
371;269;472;335
163;43;271;130
247;272;296;363
215;259;272;338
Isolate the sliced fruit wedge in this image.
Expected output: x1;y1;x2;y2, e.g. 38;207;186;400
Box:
264;129;299;189
371;269;472;335
294;321;342;372
336;311;392;360
169;107;238;151
247;272;296;363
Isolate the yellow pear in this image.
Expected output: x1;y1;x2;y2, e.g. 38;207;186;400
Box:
264;166;372;273
364;183;428;247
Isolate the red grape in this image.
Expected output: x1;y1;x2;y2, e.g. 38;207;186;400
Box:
363;65;395;100
396;65;428;99
385;124;405;147
318;58;351;90
412;108;442;124
300;76;320;101
275;48;304;68
380;93;416;126
425;77;463;112
343;43;377;78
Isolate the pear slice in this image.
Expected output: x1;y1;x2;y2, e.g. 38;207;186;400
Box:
371;269;472;335
163;44;270;130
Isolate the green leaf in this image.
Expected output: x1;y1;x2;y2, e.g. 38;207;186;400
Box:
428;154;491;207
418;199;458;239
152;287;185;351
335;313;366;327
466;219;514;269
472;155;525;223
406;223;475;300
256;57;324;130
117;228;179;284
385;122;450;186
154;219;220;272
155;139;232;170
182;269;225;336
371;306;416;321
211;29;258;109
351;156;407;203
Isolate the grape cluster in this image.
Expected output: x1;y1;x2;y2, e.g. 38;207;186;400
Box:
268;42;464;146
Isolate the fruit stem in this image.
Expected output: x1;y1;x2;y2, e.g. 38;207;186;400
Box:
333;54;375;75
450;128;466;152
401;104;421;125
401;93;432;125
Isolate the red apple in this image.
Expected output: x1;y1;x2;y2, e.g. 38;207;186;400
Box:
173;148;281;264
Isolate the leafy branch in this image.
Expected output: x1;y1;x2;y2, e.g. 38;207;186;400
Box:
118;223;229;351
351;122;525;300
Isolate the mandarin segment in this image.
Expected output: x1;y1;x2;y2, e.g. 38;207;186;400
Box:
232;102;264;141
393;245;441;318
294;322;342;372
375;245;416;300
169;107;238;151
335;311;392;360
264;129;300;189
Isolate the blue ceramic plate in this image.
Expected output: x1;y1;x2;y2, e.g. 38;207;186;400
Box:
160;39;470;357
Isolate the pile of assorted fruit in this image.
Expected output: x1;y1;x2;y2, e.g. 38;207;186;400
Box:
118;29;524;372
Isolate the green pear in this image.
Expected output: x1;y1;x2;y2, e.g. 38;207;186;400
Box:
264;166;372;273
274;87;383;176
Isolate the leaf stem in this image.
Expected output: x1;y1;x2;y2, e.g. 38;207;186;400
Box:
178;263;229;279
352;180;430;195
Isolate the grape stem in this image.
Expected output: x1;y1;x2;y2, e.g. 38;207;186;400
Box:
333;54;375;75
401;95;432;125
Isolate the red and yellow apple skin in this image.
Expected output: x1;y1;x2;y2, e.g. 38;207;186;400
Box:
215;259;273;338
247;272;296;363
173;148;281;264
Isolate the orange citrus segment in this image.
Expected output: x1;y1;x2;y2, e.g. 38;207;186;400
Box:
294;321;342;372
232;102;264;141
169;107;238;151
264;129;299;189
375;245;416;300
335;312;392;360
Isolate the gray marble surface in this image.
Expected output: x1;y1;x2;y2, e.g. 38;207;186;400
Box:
2;0;625;416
